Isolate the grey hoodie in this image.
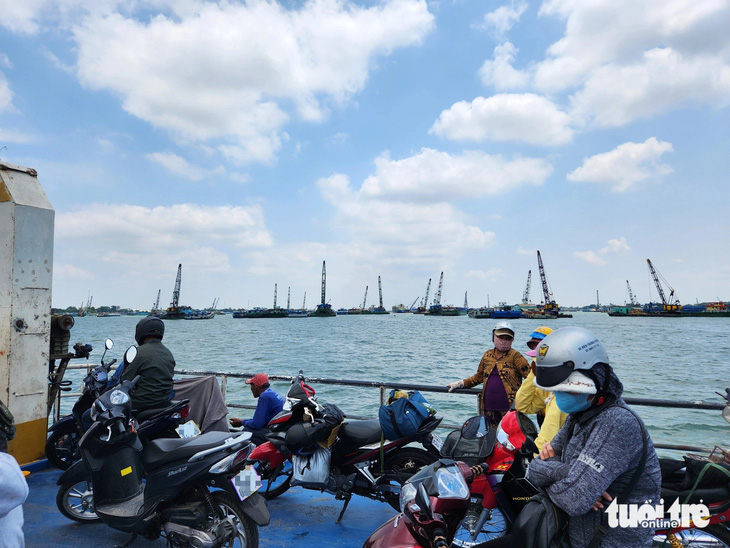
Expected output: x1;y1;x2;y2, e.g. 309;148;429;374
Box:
526;366;661;548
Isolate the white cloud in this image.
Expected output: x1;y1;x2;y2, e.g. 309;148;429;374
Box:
570;48;730;128
53;263;95;280
56;203;273;257
574;236;631;266
318;172;496;267
147;152;210;182
0;72;13;113
70;1;434;164
479;42;530;90
567;137;673;192
480;1;528;38
356;148;552;201
430;94;573;145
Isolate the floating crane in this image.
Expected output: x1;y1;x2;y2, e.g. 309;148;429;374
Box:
313;261;335;316
378;276;385;309
152;290;161;313
433;272;444;306
536;251;558;312
408;296;420;310
165;264;191;318
361;286;369;309
287;287;291;310
522;270;532;304
646;259;681;312
464;291;468;309
209;297;219;311
273;284;279;309
417;279;432;313
626;280;639;306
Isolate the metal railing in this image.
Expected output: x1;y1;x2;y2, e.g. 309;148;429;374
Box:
57;365;725;454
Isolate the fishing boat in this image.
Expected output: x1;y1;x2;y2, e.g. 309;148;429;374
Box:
287;309;310;318
490;303;523;319
336;308;349;315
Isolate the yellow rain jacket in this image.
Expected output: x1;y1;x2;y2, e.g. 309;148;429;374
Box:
515;370;567;452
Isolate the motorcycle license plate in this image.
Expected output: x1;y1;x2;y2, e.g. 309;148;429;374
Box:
231;466;262;501
430;433;444;451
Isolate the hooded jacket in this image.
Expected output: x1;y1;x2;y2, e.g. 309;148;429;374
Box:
526;365;661;548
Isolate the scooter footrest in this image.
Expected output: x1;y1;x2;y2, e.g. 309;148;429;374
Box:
96;490;146;518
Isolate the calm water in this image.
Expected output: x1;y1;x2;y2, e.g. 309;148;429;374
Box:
60;312;729;457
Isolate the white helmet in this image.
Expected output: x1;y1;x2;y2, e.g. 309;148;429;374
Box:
492;321;515;338
534;327;609;391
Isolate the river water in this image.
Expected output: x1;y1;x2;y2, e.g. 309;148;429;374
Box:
60;312;729;457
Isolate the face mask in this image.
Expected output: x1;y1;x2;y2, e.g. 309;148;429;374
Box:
554;391;593;413
494;337;513;352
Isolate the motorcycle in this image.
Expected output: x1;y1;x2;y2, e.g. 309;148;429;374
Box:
366;390;730;548
56;345;269;548
45;339;110;469
364;409;538;548
47;338;187;470
246;370;444;522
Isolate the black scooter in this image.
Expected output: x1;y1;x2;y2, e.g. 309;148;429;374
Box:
56;345;269;548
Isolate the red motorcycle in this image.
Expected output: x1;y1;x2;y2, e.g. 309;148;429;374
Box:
245;371;443;522
364;410;539;547
366;391;730;547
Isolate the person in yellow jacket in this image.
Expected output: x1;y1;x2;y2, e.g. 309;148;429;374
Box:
515;327;567;452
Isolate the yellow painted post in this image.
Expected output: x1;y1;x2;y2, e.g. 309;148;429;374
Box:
0;162;55;465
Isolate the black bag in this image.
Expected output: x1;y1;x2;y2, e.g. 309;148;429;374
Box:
511;491;570;548
682;456;730;490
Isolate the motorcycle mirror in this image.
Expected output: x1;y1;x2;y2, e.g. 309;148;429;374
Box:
415;483;433;520
461;416;489;439
105;338;113;350
124;345;138;364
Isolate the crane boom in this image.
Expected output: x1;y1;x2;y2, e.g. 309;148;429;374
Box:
626;280;638;306
434;272;444;305
522;270;532;304
463;291;468;308
408;296;419;309
536;251;550;304
321;261;326;305
170;264;182;308
646;259;680;310
361;286;368;309
378;276;384;308
153;290;161;311
287;287;291;310
422;279;431;308
273;283;278;309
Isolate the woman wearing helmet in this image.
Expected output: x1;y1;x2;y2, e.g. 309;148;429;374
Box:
446;321;530;428
121;316;176;412
514;326;568;452
525;327;661;548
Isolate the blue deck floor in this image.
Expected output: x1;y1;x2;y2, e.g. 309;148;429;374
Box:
23;463;397;548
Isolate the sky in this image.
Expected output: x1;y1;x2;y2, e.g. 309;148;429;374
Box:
1;0;728;311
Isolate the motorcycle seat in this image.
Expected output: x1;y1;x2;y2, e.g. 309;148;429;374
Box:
136;400;186;422
339;419;383;446
142;431;234;470
661;484;730;505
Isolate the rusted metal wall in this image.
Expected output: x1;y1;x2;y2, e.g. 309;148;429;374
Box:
0;161;55;464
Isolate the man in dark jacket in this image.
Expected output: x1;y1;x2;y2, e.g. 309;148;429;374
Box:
122;316;175;412
527;326;661;548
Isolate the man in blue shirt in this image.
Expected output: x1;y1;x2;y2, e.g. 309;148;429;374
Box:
229;373;285;445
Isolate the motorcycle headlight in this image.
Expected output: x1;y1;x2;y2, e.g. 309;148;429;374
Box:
435;465;470;500
399;482;418;513
108;389;129;405
496;424;515;451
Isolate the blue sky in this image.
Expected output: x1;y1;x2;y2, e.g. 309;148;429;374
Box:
1;0;728;311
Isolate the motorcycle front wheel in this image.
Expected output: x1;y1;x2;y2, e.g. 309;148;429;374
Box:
56;479;99;523
46;427;80;470
382;447;436;511
653;524;730;547
210;491;259;548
